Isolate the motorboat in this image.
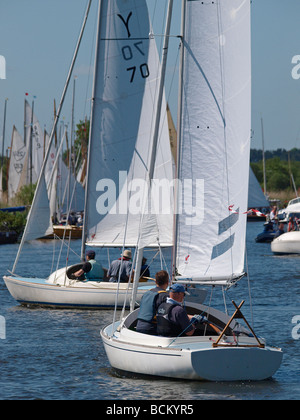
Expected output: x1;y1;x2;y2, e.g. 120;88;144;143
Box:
271;231;300;254
278;197;300;223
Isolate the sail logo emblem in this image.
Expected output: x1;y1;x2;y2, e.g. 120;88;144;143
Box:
211;208;239;260
0;55;6;79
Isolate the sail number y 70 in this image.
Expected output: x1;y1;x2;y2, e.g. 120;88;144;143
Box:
121;42;150;83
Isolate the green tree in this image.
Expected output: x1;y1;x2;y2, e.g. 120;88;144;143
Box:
13;184;36;206
0;211;27;235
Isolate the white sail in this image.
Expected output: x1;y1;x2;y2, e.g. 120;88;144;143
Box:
85;0;173;248
22;175;52;241
248;167;269;209
58;159;85;214
176;0;251;283
8;126;27;201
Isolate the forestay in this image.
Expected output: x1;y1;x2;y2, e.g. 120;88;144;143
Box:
175;0;251;284
85;0;173;249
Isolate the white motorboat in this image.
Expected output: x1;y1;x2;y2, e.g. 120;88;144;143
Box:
101;0;283;381
271;231;300;254
278;197;300;222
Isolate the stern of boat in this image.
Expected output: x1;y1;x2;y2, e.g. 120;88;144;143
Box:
190;344;283;381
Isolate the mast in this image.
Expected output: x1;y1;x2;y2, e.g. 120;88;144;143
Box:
67;77;76;214
29;99;34;185
1;98;8;193
81;0;103;261
12;0;92;274
172;0;186;282
130;0;174;311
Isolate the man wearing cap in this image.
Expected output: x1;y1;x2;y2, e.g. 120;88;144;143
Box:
156;284;196;337
107;249;133;283
74;250;105;281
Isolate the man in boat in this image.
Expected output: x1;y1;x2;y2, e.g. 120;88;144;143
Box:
74;250;105;281
140;257;150;278
156;284;200;337
107;249;133;283
136;270;169;335
274;222;285;238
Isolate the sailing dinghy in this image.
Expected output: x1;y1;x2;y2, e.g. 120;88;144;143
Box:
3;0;174;309
101;0;283;381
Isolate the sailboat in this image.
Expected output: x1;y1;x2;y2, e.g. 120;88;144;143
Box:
3;0;174;309
101;0;283;381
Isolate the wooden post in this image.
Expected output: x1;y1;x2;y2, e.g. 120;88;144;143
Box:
212;300;265;348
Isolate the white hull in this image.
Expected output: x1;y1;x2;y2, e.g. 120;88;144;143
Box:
3;273;151;309
101;305;283;381
271;231;300;254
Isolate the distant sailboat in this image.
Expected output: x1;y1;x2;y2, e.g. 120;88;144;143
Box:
7;126;27;202
247;167;269;221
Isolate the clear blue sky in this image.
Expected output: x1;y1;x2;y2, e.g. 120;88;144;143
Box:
1;0;300;155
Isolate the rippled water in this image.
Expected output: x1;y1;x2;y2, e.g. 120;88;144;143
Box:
0;223;299;400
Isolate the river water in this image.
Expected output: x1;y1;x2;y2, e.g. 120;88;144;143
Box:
0;222;299;400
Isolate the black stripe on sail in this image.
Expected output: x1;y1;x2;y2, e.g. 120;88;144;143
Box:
218;209;239;235
211;234;235;260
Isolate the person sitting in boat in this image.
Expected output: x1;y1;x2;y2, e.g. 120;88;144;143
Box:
68;211;77;226
288;217;296;232
274;223;285;238
140;257;150;278
136;270;169;335
156;284;197;337
264;221;275;232
74;250;105;281
107;249;133;283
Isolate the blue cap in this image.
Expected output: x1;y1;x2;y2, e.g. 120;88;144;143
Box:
86;250;95;259
170;284;186;294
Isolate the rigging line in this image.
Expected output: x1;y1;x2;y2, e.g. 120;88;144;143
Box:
100;37;149;41
111;158;140;332
182;40;225;128
245;244;254;326
216;1;235;278
204;286;214;337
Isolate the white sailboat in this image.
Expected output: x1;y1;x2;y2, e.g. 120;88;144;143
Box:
7;126;27;202
101;0;283;381
3;0;174;309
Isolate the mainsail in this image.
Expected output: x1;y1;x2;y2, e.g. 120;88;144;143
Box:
85;0;173;249
8;126;26;201
175;0;251;284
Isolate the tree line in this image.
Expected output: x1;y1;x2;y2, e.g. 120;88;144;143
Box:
250;148;300;192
